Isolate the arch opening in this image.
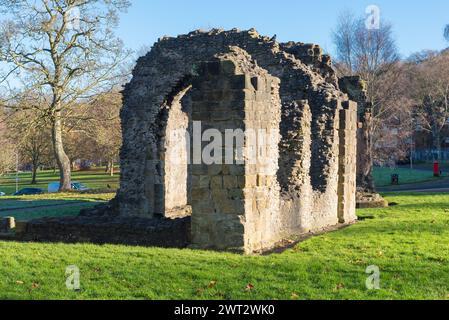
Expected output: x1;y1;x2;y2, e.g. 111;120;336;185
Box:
143;78;194;218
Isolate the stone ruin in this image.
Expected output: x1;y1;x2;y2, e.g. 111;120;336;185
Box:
8;29;359;254
339;76;388;208
114;28;358;252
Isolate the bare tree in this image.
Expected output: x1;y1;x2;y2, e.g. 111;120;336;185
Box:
0;110;16;176
407;50;439;64
64;91;122;175
0;0;130;190
88;92;122;176
0;140;15;176
332;12;402;191
408;52;449;160
7;109;51;184
332;10;358;74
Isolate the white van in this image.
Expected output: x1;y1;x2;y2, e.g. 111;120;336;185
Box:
48;182;89;193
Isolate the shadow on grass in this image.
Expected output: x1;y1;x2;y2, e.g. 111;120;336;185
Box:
0;199;105;221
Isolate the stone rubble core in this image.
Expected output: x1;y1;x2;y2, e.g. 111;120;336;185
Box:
18;29;359;254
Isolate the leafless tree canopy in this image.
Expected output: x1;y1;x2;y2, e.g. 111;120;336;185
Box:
332;12;399;78
0;0;131;190
6;107;53;183
0;110;16;175
407;51;449;159
332;12;401;120
332;11;411;169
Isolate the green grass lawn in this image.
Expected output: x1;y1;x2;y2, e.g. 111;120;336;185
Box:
0;168;119;221
0;193;115;221
0;168;118;221
373;167;446;187
0;168;119;195
0;192;448;300
2;167;441;192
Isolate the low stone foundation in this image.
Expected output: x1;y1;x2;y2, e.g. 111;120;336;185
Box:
13;214;191;248
356;192;388;209
4;213;356;254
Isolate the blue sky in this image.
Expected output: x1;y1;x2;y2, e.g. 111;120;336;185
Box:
116;0;449;58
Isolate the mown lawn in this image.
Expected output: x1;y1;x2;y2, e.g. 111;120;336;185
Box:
0;169;118;220
0;168;119;195
0;193;115;221
0;193;448;300
372;167;445;187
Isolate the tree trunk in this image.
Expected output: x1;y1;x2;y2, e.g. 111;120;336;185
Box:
51;113;71;191
105;160;110;173
433;130;441;161
357;109;376;192
31;163;38;185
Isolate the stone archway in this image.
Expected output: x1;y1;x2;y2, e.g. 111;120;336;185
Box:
114;29;358;253
137;48;283;252
17;29;359;254
12;29;359;254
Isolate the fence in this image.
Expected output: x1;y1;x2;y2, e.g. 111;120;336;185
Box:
413;149;449;162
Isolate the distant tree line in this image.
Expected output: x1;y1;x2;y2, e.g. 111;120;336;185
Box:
0;0;131;187
333;11;449;191
0;91;122;183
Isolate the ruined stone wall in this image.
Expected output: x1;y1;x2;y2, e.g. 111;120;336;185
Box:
338;101;358;223
280;42;337;86
15;215;191;248
188;52;282;253
113;28;358;253
278;100;313;235
339;76;375;192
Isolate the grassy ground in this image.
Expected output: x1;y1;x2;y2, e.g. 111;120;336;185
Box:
0;192;448;300
0;169;117;221
2;166;441;193
0;168;119;195
372;167;446;187
0;193;115;221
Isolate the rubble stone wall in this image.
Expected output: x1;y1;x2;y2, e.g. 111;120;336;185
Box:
73;29;359;253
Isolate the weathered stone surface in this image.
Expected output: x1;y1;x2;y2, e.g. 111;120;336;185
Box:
356;192;389;209
15;215;191;247
339;76;374;192
339;76;387;209
19;29;359;254
338;101;358;223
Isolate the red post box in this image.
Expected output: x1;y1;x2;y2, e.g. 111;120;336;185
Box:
434;161;440;177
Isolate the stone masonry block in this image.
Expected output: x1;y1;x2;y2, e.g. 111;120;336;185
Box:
223;175;238;189
211;176;223;189
220;60;237;75
199;175;211;188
